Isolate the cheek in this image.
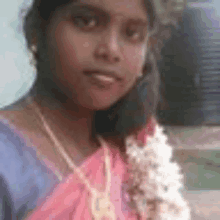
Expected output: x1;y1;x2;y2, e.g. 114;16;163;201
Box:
55;22;96;65
57;27;88;69
53;26;98;89
123;46;146;75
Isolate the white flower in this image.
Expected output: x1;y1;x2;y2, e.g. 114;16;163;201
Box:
126;124;191;219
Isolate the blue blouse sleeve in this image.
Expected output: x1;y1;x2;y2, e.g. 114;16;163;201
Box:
0;174;16;220
0;121;59;219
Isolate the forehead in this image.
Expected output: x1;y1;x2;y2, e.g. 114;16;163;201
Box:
79;0;147;21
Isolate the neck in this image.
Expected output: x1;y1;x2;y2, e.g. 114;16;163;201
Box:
32;95;98;154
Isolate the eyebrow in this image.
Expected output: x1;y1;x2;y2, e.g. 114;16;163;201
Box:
69;3;148;25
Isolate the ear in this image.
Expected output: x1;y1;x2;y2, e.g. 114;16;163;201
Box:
29;35;38;65
31;31;38;52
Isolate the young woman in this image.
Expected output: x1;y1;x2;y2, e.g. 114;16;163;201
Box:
0;0;190;219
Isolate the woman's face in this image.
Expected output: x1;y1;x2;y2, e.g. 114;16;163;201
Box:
46;0;149;110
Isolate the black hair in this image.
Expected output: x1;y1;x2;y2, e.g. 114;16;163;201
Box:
21;0;186;151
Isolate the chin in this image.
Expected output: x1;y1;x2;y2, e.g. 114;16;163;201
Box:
82;103;115;111
78;98;120;111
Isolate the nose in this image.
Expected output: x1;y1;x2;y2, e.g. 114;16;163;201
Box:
94;27;122;64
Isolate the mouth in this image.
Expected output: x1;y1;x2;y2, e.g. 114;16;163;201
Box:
83;70;122;81
83;69;122;88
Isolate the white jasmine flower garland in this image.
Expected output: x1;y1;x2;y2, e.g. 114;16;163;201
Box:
126;124;191;219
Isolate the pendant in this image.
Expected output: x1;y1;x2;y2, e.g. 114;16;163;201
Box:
90;193;116;220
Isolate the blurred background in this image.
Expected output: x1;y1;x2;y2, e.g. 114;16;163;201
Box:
0;0;35;108
157;0;220;126
1;0;220;219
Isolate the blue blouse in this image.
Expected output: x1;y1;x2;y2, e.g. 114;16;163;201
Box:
0;120;59;219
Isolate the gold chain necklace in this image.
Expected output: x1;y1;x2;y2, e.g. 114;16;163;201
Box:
34;104;117;220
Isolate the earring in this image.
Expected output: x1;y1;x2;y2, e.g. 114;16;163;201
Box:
31;45;37;53
29;45;37;66
138;72;143;78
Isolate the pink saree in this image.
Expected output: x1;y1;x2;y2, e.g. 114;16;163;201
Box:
26;119;155;220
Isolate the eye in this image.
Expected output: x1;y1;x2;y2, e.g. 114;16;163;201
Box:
72;15;98;30
124;23;147;43
126;28;141;41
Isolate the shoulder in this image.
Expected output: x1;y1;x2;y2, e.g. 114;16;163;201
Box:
0;112;59;218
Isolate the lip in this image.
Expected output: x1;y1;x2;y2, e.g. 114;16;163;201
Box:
83;69;122;81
